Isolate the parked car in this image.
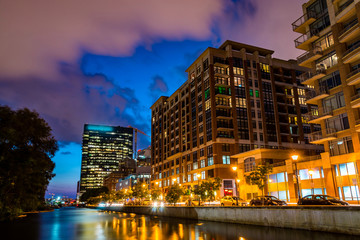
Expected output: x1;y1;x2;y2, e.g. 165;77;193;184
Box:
185;199;204;206
249;196;287;206
298;195;349;206
220;196;248;206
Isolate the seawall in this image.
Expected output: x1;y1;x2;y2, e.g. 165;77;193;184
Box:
98;206;360;235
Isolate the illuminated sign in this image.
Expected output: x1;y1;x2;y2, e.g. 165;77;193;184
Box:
86;125;114;132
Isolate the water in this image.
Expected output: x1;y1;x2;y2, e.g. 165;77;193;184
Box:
1;207;358;240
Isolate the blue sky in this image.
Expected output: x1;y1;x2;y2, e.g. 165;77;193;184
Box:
0;0;307;198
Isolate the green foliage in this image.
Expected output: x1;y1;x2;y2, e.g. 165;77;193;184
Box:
150;187;162;201
80;186;109;202
0;106;58;220
132;182;149;200
114;189;127;201
165;184;184;205
193;177;222;202
246;164;273;196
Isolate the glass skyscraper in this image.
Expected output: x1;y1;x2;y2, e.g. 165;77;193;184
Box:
79;124;133;193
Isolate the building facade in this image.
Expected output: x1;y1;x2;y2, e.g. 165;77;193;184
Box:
79;124;133;193
150;41;323;197
288;0;360;203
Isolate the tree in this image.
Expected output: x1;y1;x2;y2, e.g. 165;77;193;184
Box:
246;164;273;205
165;184;184;205
132;182;149;203
80;186;109;203
150;186;162;201
192;178;222;204
201;177;222;202
0;106;58;220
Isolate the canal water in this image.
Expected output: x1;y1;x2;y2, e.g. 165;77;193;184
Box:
1;207;358;240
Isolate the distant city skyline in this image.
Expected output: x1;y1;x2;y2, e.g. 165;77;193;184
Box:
0;0;307;198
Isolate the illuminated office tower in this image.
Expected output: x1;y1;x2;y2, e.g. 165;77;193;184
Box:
79;124;133;193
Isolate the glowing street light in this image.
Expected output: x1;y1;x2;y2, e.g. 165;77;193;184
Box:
291;154;301;202
308;170;314;195
232;166;239;206
196;173;201;206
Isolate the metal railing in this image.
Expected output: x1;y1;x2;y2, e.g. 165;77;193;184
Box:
305;85;329;101
339;18;359;38
343;41;360;58
299;68;326;83
351;92;360;101
295;29;319;48
297;46;323;65
306;106;333;121
347;67;360;79
292;10;317;31
309;128;336;142
335;0;354;16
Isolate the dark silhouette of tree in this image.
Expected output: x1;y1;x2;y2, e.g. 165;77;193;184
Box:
0;106;58;220
80;186;109;202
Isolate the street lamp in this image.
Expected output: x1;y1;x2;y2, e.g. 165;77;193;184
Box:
308;170;314;195
231;166;239;205
291;154;301;202
197;173;201;206
172;178;177;185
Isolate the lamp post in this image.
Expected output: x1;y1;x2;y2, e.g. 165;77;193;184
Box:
197;173;201;206
308;170;314;195
291;154;301;202
232;166;239;206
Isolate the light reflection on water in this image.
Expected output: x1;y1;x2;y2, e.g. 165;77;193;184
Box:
1;207;358;240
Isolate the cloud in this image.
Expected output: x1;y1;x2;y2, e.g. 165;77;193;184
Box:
0;0;223;79
0;63;147;144
215;0;308;60
150;75;168;93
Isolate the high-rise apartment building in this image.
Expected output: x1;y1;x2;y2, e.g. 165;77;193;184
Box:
151;41;323;197
289;0;360;203
79;124;133;193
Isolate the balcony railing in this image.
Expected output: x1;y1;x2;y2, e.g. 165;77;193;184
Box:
347;67;360;79
305;85;329;101
292;10;317;31
351;92;360;101
307;106;333;122
215;79;229;85
335;0;354;16
295;29;319;48
299;68;326;84
343;41;360;58
309;128;336;143
339;18;358;37
297;46;323;65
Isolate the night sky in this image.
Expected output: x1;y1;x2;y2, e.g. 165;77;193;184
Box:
0;0;307;198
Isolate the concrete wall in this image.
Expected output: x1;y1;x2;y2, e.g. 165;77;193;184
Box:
98;206;360;235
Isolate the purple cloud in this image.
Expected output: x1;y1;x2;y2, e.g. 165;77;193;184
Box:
150;75;169;93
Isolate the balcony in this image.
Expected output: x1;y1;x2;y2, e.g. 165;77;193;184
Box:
297;46;323;67
305;86;330;105
339;19;360;43
355;119;360;132
350;93;360;108
299;68;326;85
347;68;360;85
335;0;356;23
307;106;333;124
309;128;337;144
292;11;317;34
342;41;360;64
295;29;319;50
214;78;229;86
